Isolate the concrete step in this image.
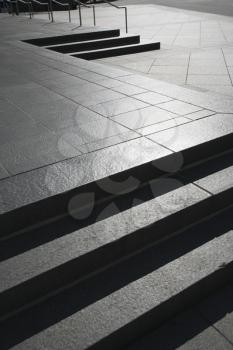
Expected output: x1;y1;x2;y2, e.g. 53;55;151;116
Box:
2;113;233;238
1;112;233;348
2;150;233;262
2;207;233;350
72;41;161;60
1;156;233;321
23;29;121;47
46;35;141;54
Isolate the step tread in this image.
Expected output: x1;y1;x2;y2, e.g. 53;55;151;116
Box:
195;164;233;195
9;223;233;350
0;184;209;295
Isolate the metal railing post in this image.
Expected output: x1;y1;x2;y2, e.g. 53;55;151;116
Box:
29;1;34;17
125;7;128;33
72;1;96;29
30;0;51;20
49;0;53;22
48;3;51;20
68;3;71;22
93;4;95;26
28;1;32;18
78;3;82;26
50;0;71;23
101;0;128;33
16;0;19;14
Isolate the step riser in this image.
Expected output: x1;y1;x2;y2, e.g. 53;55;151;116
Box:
47;36;141;53
73;42;161;60
1;188;233;321
1;133;233;238
24;30;121;47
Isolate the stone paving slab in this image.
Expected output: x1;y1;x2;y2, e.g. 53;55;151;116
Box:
147;113;233;152
91;3;233;97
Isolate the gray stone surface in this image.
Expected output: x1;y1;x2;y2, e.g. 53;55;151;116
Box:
10;225;233;350
126;309;233;350
27;101;104;131
111;105;178;129
77;130;140;153
0;137;170;213
118;75;233;113
89;96;149;117
195;165;233;194
198;284;233;344
138;116;190;135
0;163;9;180
157;100;203;115
55;118;132;149
70;89;125;107
148;114;233;152
0;184;208;294
134;91;173;105
185;110;216;121
111;82;147;96
1;11;233;181
0;131;81;175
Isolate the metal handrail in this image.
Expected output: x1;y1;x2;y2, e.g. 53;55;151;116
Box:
30;0;51;20
7;0;32;17
49;0;71;23
101;0;127;33
6;0;18;15
74;0;96;27
18;0;33;17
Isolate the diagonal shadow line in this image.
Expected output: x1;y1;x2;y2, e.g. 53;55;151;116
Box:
1;206;233;349
2;148;233;262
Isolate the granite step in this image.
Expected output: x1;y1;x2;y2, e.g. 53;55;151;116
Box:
1;156;233;321
2;148;233;260
72;41;160;60
2;113;233;239
46;35;141;53
23;29;121;47
2;207;233;350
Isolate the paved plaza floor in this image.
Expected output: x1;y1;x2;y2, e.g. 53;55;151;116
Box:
98;2;233;97
1;4;233;181
32;2;233;96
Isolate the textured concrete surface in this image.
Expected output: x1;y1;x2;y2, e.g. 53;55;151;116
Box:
148;114;233;152
93;2;233;97
8;225;233;350
0;184;208;294
126;289;233;349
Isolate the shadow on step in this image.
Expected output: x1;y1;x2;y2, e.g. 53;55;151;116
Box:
2;150;233;262
126;283;233;350
1;207;233;349
0;176;182;261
